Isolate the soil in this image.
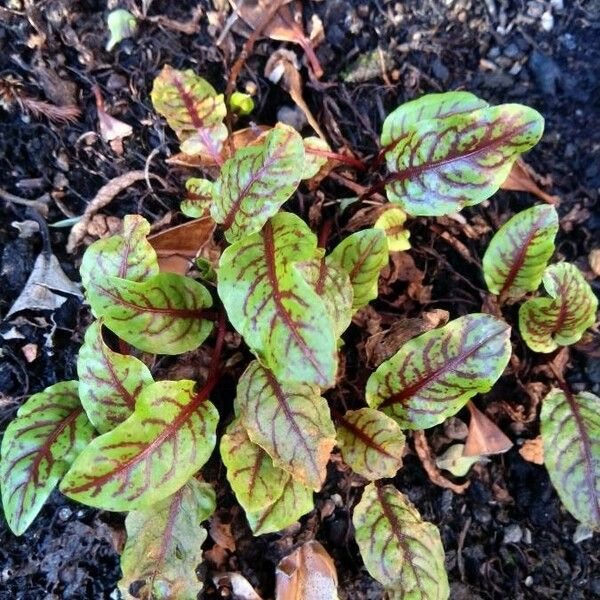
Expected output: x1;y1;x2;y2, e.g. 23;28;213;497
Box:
1;0;599;599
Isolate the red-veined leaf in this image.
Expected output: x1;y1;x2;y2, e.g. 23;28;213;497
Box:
519;263;598;353
374;207;411;252
0;382;94;535
302;137;331;180
483;204;558;302
87;272;214;355
119;479;216;600
80;214;159;291
180;177;214;218
77;320;153;434
218;212;337;387
210;125;305;243
220;419;288;513
235;361;336;491
541;388;600;530
385;104;544;216
366;314;512;429
151;65;227;164
381;91;489;147
353;483;449;599
246;476;314;536
329;229;388;311
336;408;405;480
60;380;218;511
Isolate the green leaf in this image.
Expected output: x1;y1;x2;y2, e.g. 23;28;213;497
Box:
302;137;331;180
246;476;314;535
297;257;353;337
235;361;336;490
519;263;598;353
435;444;483;477
366;314;511;429
220;419;288;513
381;91;488;147
329;229;389;311
181;177;214;218
77;320;153;434
336;408;405;480
374;207;411;252
87;272;214;355
0;382;94;535
541;389;600;530
385;104;544;216
60;380;218;511
119;479;216;600
229;91;255;116
210;125;305;243
353;483;449;599
483;205;559;302
80;215;159;291
218;212;337;387
106;9;137;52
151;65;227;162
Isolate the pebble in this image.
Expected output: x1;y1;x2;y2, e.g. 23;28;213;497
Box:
529;50;561;96
58;507;72;521
503;524;523;544
503;43;522;59
473;507;492;524
541;10;554;31
276;106;307;132
560;33;577;51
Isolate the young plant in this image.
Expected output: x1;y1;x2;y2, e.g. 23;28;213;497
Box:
482;205;599;531
3;66;593;600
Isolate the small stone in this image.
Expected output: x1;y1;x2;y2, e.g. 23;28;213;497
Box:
276;105;307;132
487;46;501;59
550;0;564;9
503;43;521;59
541;10;554;31
560;33;576;51
522;528;532;544
58;507;72;521
503;524;523;544
473;507;492;524
444;417;468;441
573;522;594;543
525;576;533;587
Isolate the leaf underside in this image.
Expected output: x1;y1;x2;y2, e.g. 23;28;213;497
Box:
483;204;558;301
541;389;600;530
87;272;214;355
77;320;153;433
385;103;544;216
218;212;337;387
519;263;598;353
366;314;512;429
119;479;216;600
353;483;449;599
0;382;94;535
60;380;218;511
220;419;288;513
337;408;405;480
235;361;336;491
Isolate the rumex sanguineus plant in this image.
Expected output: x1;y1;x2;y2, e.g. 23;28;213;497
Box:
1;65;598;600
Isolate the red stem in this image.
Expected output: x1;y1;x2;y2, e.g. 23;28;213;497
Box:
318;217;334;249
305;147;367;171
194;310;227;402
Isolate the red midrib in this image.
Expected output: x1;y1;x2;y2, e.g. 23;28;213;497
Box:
102;339;136;410
387;122;530;185
379;328;505;408
337;414;396;459
262;222;324;378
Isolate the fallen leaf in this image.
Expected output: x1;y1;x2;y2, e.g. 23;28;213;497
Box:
208;515;236;552
94;86;133;150
232;0;323;78
413;431;469;494
67;171;152;252
275;540;338;600
6;252;82;318
464;402;513;457
501;159;559;205
364;310;449;368
436;444;486;477
21;343;38;362
589;249;600;277
265;49;325;138
213;572;263;600
148;217;217;275
519;436;544;465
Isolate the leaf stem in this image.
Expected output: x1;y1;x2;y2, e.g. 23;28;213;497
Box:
194;310;227;402
305;147;367;171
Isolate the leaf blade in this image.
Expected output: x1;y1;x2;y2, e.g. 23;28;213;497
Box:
60;380;218;511
236;361;336;490
0;382;94;535
353;483;449;599
78;320;153;433
366;314;512;429
519;263;598;352
541;389;600;530
385;104;544;216
87;272;214;355
483;205;558;301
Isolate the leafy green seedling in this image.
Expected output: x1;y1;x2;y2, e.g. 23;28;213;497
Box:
3;66;589;600
519;262;598;352
106;9;137;52
229;91;255;116
483;204;559;303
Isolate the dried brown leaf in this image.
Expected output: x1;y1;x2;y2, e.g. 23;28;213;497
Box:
519;436;544;465
500;159;559;205
463;402;513;457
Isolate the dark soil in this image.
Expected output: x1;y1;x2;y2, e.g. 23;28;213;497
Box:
1;0;599;599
